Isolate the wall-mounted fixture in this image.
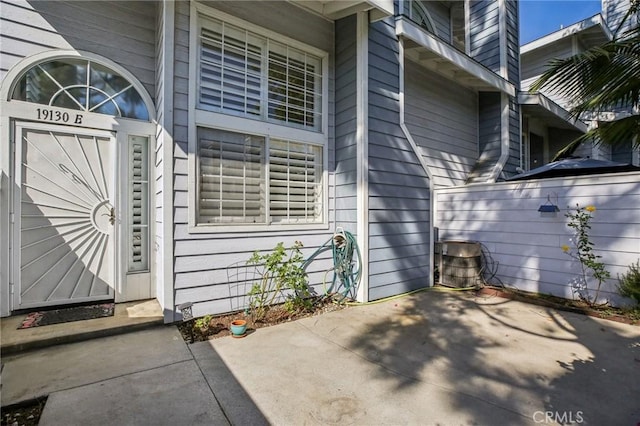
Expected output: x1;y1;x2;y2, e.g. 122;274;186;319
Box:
538;204;560;213
538;194;560;213
178;302;194;343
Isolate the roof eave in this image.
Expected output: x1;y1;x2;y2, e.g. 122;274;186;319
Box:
518;92;588;132
397;17;516;96
521;13;613;55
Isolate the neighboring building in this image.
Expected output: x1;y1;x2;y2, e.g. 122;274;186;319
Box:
0;0;520;322
520;0;639;169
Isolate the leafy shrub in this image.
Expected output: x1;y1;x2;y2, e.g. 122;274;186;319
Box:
194;314;213;331
562;204;610;305
618;260;640;305
246;241;312;321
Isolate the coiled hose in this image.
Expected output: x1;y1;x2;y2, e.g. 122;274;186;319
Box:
302;228;362;301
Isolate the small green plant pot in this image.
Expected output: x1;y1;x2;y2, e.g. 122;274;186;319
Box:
230;319;247;336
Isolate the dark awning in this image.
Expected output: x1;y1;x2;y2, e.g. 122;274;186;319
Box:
506;157;640;181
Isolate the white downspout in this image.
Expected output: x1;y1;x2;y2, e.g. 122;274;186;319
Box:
489;0;511;182
356;11;369;303
161;0;176;322
489;92;511;182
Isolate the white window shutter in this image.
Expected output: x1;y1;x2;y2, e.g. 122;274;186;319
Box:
199;18;264;116
128;137;149;272
269;139;322;223
198;15;322;131
198;128;265;223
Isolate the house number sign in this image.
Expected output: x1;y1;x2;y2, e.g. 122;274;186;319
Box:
36;108;84;125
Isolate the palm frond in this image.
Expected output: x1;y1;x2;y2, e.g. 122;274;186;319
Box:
552;115;640;161
531;34;640;117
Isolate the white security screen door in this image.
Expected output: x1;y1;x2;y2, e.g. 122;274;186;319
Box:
16;124;116;309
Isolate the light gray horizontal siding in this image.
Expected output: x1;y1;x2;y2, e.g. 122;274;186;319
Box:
404;60;479;187
605;0;636;35
335;15;358;232
198;0;333;52
505;96;520;175
521;39;574;108
468;92;502;182
435;172;640;305
170;1;335;318
1;0;156;98
469;0;500;73
506;0;519;84
521;38;574;81
367;18;431;301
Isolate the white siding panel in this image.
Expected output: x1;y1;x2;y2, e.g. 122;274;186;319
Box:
435;173;640;306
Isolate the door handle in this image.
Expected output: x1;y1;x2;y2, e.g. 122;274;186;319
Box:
109;207;115;225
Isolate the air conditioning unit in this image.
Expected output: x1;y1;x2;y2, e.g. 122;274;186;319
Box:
435;241;482;288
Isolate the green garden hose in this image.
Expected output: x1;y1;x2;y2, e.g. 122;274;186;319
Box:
302;230;477;305
302;228;362;300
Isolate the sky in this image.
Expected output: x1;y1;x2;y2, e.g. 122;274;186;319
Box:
520;0;602;45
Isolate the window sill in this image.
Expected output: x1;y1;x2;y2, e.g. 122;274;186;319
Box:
187;222;331;235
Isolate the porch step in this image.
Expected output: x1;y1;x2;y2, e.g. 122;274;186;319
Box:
0;300;164;356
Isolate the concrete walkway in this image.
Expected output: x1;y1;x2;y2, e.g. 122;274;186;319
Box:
2;290;639;425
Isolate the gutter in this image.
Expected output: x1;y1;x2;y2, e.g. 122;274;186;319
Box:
489;93;511;182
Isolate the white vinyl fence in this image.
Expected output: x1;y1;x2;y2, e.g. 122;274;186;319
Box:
434;172;640;306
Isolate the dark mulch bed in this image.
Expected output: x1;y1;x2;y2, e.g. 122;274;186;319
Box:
1;397;47;426
177;297;349;343
477;286;640;325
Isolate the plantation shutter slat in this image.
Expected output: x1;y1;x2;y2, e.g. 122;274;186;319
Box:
267;42;322;129
198;128;265;223
198;15;322;131
269;139;322;224
128;138;148;271
199;19;263;116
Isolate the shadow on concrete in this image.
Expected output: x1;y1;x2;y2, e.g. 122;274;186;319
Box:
189;340;269;426
346;290;640;425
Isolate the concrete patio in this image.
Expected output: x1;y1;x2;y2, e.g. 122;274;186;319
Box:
2;290;639;425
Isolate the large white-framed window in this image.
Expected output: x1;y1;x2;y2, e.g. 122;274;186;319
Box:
197;13;323;132
197;127;323;225
190;4;329;231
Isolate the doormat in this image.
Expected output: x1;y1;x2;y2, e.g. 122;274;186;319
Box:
18;303;115;329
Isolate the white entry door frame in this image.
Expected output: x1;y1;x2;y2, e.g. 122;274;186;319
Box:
2;103;157;314
0;50;158;316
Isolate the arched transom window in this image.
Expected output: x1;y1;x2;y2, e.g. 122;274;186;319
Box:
410;1;436;34
11;58;149;120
